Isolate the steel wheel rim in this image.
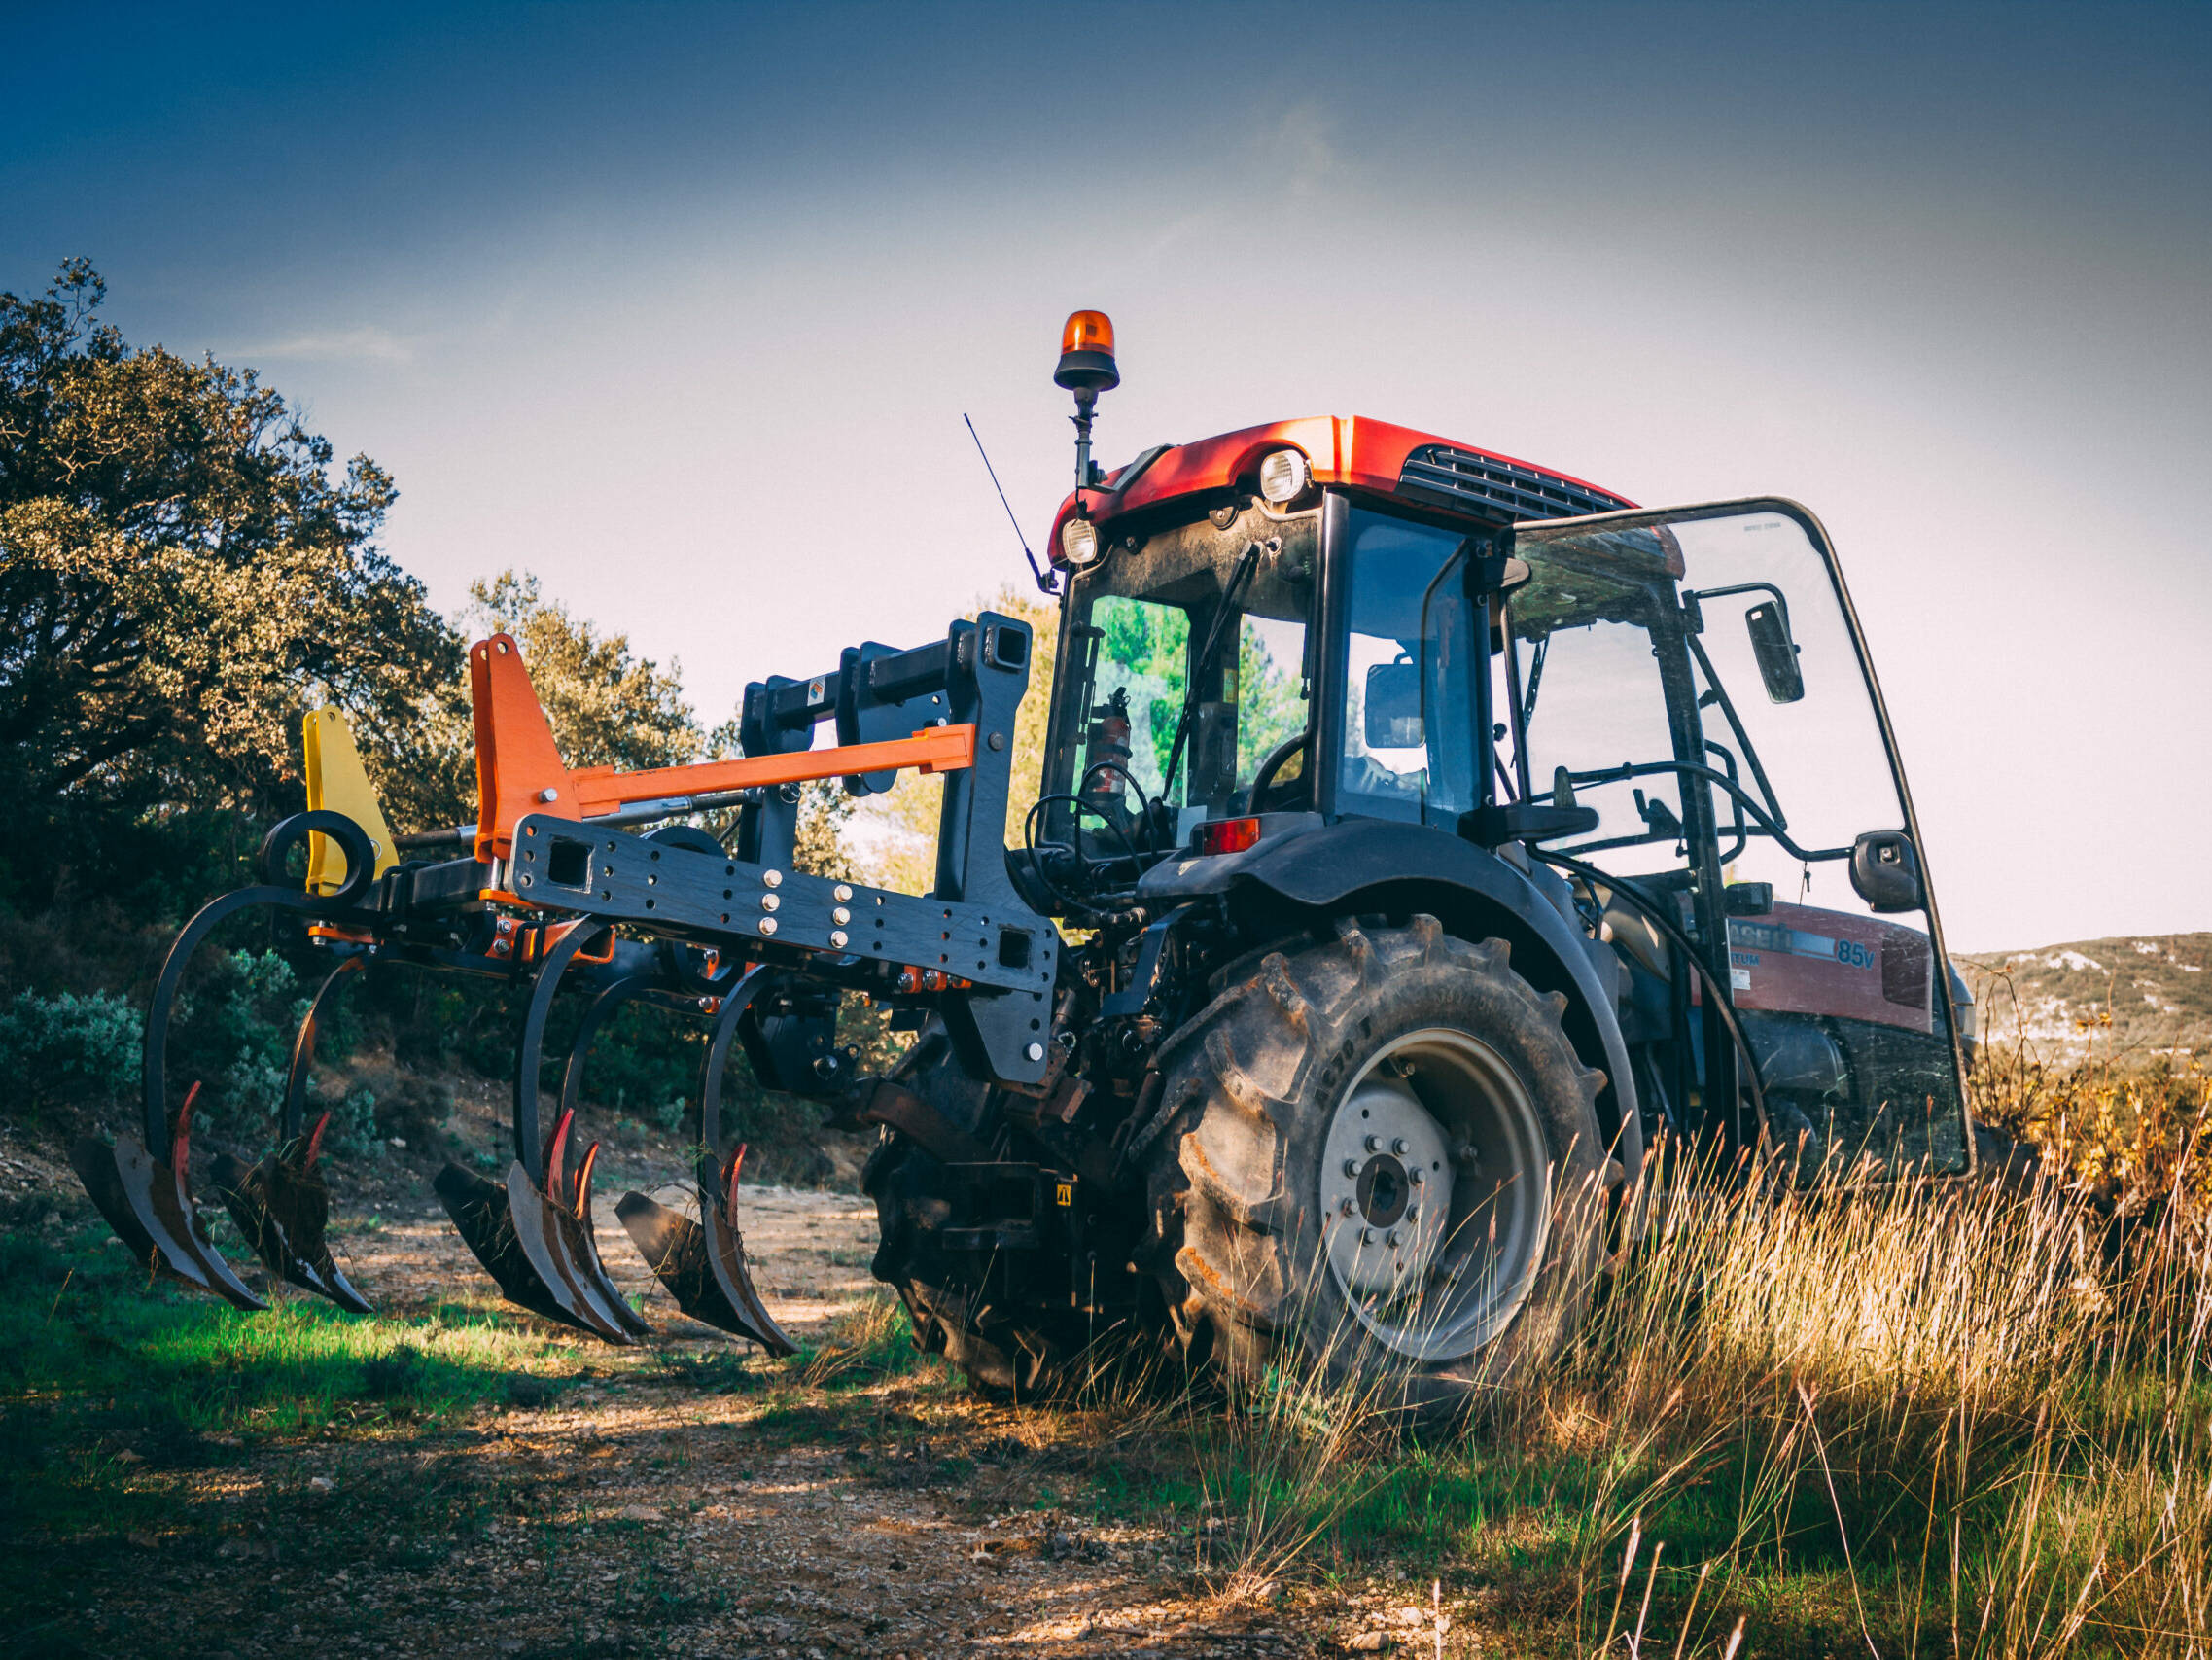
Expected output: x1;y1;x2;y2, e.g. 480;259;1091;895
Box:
1315;1027;1552;1361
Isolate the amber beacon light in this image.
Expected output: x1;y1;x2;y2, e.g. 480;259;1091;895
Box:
1054;309;1120;489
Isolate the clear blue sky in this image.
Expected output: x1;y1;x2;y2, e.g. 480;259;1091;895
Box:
5;2;2207;950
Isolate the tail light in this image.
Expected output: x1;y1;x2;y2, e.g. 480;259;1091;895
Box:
1191;816;1262;857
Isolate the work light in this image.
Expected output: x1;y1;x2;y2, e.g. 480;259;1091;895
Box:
1061;516;1101;566
1258;447;1311;504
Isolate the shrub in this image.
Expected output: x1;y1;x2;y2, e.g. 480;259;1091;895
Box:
0;987;140;1113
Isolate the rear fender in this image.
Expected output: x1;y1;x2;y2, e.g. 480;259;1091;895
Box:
1151;820;1640;1171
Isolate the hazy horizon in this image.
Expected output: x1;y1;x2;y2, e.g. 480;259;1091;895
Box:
5;1;2206;952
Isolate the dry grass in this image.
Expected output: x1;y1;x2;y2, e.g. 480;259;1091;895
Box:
1158;1041;2212;1657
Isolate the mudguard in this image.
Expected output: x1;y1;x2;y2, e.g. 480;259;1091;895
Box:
1139;818;1641;1170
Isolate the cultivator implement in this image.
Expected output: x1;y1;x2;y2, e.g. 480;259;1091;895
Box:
74;614;1056;1350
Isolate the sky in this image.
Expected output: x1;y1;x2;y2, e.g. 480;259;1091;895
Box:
4;1;2206;951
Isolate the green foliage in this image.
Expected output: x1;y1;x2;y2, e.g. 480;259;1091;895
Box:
0;987;139;1113
328;1084;382;1161
165;949;308;1135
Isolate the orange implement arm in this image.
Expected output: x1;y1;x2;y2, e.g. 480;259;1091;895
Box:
469;633;974;861
569;725;973;815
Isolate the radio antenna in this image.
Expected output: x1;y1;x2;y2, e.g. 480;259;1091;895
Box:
964;413;1056;595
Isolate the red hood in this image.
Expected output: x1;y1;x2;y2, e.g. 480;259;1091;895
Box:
1048;415;1633;565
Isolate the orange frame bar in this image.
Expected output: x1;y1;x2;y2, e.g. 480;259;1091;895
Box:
568;724;975;815
468;632;975;861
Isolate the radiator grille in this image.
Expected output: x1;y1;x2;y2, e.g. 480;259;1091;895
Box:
1398;444;1632;522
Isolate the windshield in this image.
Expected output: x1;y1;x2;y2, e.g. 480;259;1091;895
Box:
1042;509;1317;857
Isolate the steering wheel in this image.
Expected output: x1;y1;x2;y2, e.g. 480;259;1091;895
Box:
1248;730;1310;807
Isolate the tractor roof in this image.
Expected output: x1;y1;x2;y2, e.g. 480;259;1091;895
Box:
1047;415;1634;565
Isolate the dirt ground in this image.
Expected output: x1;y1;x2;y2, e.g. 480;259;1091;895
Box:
9;1140;1470;1660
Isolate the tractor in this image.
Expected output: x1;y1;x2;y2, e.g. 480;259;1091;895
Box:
73;310;1976;1413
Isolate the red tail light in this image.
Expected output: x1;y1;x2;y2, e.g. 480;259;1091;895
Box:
1192;816;1262;857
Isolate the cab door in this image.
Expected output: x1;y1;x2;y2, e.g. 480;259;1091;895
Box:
1509;500;1972;1179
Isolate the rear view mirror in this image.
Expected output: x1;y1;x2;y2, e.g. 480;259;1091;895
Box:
1849;830;1924;913
1744;600;1804;703
1363;662;1422;749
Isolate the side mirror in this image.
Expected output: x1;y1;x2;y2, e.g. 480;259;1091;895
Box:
1363;661;1422;749
1744;599;1804;703
1849;830;1924;913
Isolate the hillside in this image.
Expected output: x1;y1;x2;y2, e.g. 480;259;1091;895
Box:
1958;932;2212;1063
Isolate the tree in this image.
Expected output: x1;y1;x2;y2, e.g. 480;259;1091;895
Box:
0;260;458;900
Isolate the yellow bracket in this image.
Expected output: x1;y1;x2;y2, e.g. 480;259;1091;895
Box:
303;709;400;894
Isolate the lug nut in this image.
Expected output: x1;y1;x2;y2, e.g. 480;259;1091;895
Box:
1339;1198;1356;1217
1343;1158;1360;1177
1363;1134;1381;1152
1359;1228;1376;1245
1407;1167;1423;1185
1390;1137;1410;1155
1403;1204;1419;1223
1386;1228;1402;1247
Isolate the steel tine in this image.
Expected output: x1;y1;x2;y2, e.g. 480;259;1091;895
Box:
212;957;376;1312
537;1112;646;1341
73;1083;269;1311
438;922;639;1342
615;968;794;1354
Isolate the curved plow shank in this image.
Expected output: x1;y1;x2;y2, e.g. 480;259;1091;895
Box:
207;956;374;1312
617;1144;794;1355
543;1112;651;1340
614;963;794;1354
210;1113;372;1314
70;1083;267;1311
78;828;377;1315
435;922;650;1345
433;1156;632;1342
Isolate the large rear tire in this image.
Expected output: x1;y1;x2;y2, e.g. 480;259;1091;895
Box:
1140;915;1611;1415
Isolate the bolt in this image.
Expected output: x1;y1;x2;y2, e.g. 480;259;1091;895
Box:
1363;1134;1381;1153
763;869;783;889
1025;1042;1045;1063
1343;1158;1360;1177
1390;1137;1410;1155
759;918;778;936
491;938;511;958
496;917;516;936
988;732;1006;752
1339;1198;1356;1217
1404;1204;1419;1223
832;906;851;926
1386;1229;1402;1247
760;894;780;912
833;884;854;903
538;788;559;803
696;997;713;1011
829;930;848;949
1359;1228;1376;1245
1408;1167;1424;1186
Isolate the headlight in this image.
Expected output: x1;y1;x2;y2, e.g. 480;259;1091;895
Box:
1060;517;1101;566
1257;447;1311;504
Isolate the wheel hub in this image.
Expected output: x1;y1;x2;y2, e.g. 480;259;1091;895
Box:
1314;1027;1553;1360
1321;1074;1455;1298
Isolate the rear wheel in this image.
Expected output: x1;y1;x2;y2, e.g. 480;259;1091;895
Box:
1141;915;1611;1414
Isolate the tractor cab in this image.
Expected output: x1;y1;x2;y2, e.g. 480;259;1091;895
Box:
1034;331;1970;1182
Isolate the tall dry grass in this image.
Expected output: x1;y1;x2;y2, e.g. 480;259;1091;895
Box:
1169;1048;2212;1656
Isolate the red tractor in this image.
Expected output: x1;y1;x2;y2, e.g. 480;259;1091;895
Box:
77;311;1974;1413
